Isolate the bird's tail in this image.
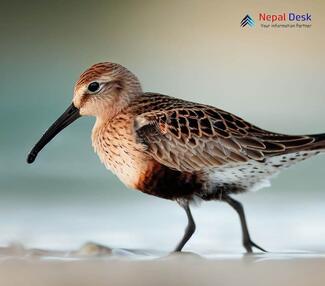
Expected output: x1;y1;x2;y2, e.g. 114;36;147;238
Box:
309;133;325;151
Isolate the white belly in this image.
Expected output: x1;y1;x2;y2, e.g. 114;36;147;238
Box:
208;151;319;193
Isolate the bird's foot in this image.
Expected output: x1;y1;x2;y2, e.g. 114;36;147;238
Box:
244;239;267;253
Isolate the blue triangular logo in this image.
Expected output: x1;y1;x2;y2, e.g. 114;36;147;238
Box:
241;15;255;27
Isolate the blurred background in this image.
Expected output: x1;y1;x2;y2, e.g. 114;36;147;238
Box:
0;0;324;254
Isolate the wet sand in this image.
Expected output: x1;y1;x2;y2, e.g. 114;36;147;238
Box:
0;243;325;286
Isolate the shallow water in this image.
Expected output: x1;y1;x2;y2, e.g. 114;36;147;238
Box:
0;186;325;253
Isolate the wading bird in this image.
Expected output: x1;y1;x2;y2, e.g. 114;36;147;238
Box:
27;62;325;253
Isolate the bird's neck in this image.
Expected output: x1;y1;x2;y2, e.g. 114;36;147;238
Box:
96;91;137;123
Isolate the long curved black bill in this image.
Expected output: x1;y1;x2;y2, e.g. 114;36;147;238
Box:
27;103;81;164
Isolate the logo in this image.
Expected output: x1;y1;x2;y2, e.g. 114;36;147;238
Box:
240;13;312;29
259;13;311;22
240;15;255;27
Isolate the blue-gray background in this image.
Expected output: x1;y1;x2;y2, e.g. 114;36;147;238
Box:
0;0;324;252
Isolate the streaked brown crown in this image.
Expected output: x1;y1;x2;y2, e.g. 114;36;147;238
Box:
75;62;142;94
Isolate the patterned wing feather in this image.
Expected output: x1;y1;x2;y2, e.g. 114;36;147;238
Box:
134;95;317;172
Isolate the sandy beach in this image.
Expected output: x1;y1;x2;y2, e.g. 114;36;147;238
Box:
1;243;325;286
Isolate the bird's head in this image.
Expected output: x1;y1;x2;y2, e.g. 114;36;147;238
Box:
73;62;142;118
27;62;142;164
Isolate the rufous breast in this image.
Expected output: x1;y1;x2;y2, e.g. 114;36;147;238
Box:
91;112;150;189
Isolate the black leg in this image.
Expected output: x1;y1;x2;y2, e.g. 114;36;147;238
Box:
223;194;266;253
174;201;196;252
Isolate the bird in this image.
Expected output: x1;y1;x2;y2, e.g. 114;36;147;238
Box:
27;62;325;253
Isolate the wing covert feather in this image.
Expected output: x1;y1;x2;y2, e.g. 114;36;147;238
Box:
133;95;315;172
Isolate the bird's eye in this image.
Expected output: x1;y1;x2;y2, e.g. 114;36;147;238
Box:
87;82;100;93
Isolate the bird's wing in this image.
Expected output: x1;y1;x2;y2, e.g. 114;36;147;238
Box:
134;98;315;172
